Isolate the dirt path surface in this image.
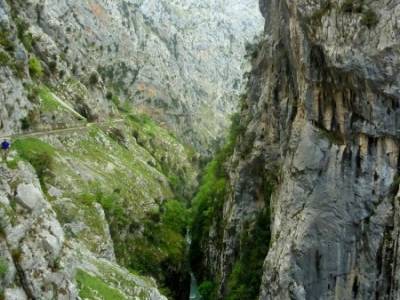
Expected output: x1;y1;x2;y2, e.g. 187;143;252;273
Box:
0;119;125;140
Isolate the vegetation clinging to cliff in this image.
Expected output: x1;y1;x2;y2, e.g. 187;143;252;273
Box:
190;113;243;276
190;111;268;300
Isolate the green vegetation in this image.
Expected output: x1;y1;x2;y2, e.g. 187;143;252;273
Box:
191;111;274;300
0;257;7;279
48;60;57;73
198;281;217;300
16;19;35;51
79;188;191;298
13;138;55;185
37;86;61;112
14;61;25;79
20;116;31;130
0;27;15;52
89;72;99;85
0;50;10;66
341;0;363;13
361;8;379;28
12;112;195;299
125;199;190;298
111;95;121;107
340;0;378;28
190;113;245;291
226;209;271;300
310;1;332;25
54;117;194;298
162;199;189;234
75;269;126;300
0;49;26;79
28;56;43;78
105;89;122;106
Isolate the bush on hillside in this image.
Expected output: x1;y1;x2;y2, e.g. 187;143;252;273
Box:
28;56;43;78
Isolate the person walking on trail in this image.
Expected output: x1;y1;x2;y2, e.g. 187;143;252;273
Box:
1;140;10;160
1;140;10;151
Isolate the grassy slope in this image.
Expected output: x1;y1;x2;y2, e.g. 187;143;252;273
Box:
10;112;198;299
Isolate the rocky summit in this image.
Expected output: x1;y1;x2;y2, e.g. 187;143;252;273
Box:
1;0;400;300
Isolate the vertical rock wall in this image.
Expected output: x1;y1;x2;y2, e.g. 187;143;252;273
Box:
195;0;400;299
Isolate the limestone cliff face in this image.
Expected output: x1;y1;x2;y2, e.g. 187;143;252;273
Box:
0;0;263;154
194;0;400;299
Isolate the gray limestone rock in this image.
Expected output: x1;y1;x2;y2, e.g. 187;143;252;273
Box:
196;0;400;299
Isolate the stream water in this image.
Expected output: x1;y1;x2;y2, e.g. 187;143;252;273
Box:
189;273;202;300
187;230;202;299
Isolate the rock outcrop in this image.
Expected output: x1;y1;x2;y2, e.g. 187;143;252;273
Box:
192;0;400;299
0;161;168;299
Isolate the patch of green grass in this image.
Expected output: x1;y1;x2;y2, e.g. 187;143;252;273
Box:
13;138;55;184
38;86;61;112
361;8;379;28
28;56;43;78
6;158;19;169
75;269;126;300
111;95;121;107
0;257;7;279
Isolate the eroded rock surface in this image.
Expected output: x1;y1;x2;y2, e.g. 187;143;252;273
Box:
193;0;400;299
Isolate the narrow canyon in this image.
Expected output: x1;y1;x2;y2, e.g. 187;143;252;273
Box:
0;0;399;300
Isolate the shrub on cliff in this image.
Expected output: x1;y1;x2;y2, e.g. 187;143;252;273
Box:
28;56;43;78
89;72;99;85
341;0;363;13
361;9;379;28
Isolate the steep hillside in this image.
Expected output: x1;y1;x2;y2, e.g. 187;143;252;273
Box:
0;113;197;299
0;0;263;154
191;0;400;299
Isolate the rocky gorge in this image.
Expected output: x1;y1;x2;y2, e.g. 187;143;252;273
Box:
191;0;400;299
1;0;400;300
0;0;262;299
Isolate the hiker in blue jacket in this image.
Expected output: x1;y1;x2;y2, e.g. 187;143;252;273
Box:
1;140;10;151
1;140;10;160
